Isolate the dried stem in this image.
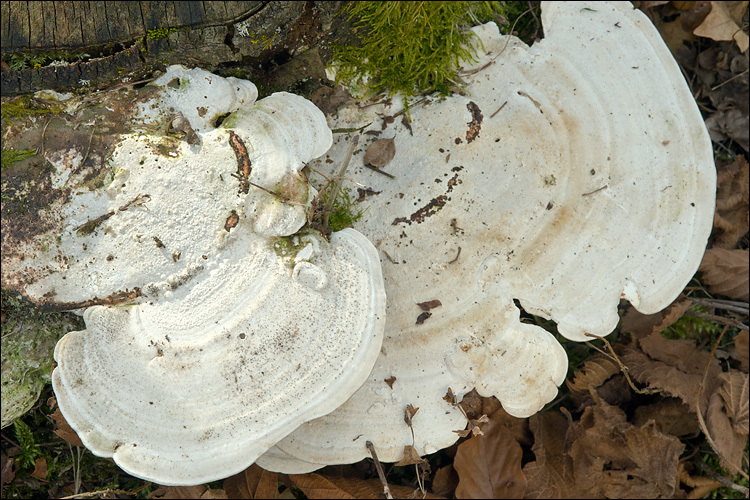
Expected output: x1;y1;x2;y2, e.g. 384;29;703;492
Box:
692;458;749;495
690;297;749;316
685;311;748;331
366;441;393;500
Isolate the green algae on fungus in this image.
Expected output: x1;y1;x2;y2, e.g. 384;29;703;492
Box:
331;1;506;102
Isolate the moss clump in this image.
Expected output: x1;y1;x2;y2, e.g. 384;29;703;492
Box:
332;1;505;102
323;189;366;232
146;27;177;40
3;51;90;71
1;148;36;169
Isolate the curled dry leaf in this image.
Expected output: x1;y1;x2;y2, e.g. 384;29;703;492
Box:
223;464;279;499
566;353;620;396
677;463;723;499
454;410;527;499
363;137;396;167
699;248;750;301
395;445;425;466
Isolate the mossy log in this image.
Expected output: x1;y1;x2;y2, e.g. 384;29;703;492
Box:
0;1;324;96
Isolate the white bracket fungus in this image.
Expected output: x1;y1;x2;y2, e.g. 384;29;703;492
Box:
257;1;715;471
32;66;386;485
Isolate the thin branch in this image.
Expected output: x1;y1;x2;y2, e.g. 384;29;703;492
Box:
693;458;749;496
690;297;749;316
366;441;393;500
685;311;748;331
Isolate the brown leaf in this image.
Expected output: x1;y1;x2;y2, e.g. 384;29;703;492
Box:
417;299;442;311
431;465;458;498
699;248;749;301
706;374;746;474
693;1;749;52
404;404;419;426
415;311;432;325
620;294;692;338
363;138;396;167
0;454;14;485
224;464;279;499
288;473;442;499
30;457;48;481
568;396;684;498
677;463;723;499
718;370;749;435
522;412;579;499
622;331;723;413
632;398;700;437
457;389;483;420
50;407;84;448
732;330;749;372
713;157;749;248
566;352;620;395
395;445;425;466
454;410;527;499
384;376;396;389
150;485;228;499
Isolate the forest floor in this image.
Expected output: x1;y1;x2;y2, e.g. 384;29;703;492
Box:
1;2;748;499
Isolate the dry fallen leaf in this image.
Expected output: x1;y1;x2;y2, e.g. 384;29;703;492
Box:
622;332;722;413
632;398;700;437
568;394;684;499
0;454;14;486
395;445;425;466
713;156;749;248
224;464;279;499
620;294;692;338
522;412;578;499
150;485;228;499
693;1;749;52
30;457;48;481
706;371;748;474
363;137;396;167
566;352;620;396
454;409;527;499
288;473;441;499
50;407;84;448
678;463;723;499
432;465;459;498
699;248;750;301
732;330;749;372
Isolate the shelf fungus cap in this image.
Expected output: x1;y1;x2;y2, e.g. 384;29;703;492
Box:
258;1;715;471
52;227;386;485
2;71;331;309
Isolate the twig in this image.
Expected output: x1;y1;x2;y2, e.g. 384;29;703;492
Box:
584;333;661;394
695;326;748;480
711;70;748;91
582;185;608;196
323;135;359;230
693;458;749;495
490;100;507;118
460;60;494;75
690;298;749;316
331;123;371;134
364;164;396;179
448;246;461;264
685;311;748;331
366;441;393;500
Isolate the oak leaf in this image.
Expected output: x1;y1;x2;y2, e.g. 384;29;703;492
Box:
693;1;749;51
699;248;749;301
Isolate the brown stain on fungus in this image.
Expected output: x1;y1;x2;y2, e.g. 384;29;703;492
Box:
465;101;483;143
228;130;252;193
224;210;239;232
